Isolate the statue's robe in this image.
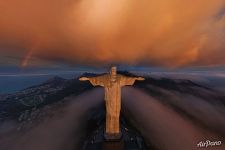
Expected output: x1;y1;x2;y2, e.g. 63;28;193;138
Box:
88;74;137;135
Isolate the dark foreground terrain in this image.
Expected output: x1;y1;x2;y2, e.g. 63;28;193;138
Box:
0;72;225;150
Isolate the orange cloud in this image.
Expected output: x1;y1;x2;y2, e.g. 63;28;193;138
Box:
0;0;225;67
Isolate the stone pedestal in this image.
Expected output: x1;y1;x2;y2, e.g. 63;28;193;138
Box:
102;140;124;150
104;130;122;141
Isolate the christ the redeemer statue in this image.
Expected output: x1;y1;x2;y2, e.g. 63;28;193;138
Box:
79;66;144;140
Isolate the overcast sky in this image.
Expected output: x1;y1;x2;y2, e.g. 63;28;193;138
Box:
0;0;225;69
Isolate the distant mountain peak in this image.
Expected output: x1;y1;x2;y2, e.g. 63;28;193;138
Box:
44;76;65;83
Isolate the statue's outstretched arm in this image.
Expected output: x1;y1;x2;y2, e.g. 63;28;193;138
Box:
79;76;105;86
120;75;145;86
135;77;145;81
79;77;90;81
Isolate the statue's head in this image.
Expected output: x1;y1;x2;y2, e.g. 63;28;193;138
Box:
110;66;117;75
110;66;117;81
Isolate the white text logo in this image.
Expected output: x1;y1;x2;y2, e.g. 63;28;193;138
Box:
197;140;222;148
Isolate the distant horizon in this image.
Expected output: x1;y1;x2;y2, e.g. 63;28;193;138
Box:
1;67;225;94
1;64;225;74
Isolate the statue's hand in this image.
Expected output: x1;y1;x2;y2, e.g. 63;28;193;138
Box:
137;77;145;81
79;77;89;81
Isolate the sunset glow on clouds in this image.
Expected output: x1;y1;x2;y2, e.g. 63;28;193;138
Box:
0;0;225;67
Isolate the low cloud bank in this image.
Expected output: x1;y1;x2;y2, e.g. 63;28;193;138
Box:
0;88;104;150
122;87;225;150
